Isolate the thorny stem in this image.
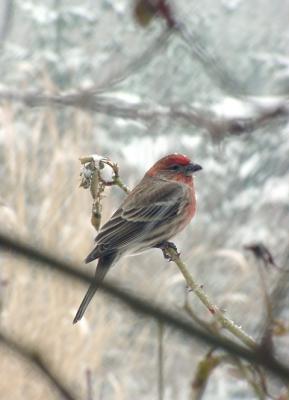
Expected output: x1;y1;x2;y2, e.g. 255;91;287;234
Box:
165;247;256;349
113;176;130;194
183;298;219;336
81;155;256;350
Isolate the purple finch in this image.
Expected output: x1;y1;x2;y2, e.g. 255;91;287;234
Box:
73;153;202;324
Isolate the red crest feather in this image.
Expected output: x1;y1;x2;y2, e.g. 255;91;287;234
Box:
147;153;191;176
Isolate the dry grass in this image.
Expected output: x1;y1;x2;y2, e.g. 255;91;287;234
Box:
0;101;276;399
0;103;199;400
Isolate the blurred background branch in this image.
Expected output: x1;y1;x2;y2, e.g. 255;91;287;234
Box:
0;88;288;139
0;231;289;382
0;332;78;400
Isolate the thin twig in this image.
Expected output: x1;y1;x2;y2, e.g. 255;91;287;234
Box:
183;300;219;336
183;286;220;336
113;176;130;194
165;246;256;349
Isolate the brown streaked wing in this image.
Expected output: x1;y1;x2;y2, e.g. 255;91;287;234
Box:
92;180;187;255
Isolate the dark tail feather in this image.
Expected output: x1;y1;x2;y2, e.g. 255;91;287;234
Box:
73;253;116;324
73;283;98;324
85;247;99;264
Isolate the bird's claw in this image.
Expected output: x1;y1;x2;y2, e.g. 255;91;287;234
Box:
155;241;180;261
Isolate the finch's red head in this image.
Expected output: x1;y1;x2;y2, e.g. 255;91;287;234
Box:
146;153;202;182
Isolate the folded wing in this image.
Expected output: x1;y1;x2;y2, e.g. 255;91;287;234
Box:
85;179;188;263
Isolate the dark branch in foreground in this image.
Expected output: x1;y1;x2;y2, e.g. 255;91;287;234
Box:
0;333;78;400
1;232;289;381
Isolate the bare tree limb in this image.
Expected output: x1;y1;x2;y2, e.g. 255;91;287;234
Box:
0;88;288;138
0;332;78;400
1;232;289;381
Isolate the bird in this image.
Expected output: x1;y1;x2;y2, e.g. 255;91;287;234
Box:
73;153;202;324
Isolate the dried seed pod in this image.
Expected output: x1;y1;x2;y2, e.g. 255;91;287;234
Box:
89;167;100;199
79;165;92;189
91;201;102;231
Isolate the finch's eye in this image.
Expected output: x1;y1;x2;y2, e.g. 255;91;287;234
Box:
168;164;182;172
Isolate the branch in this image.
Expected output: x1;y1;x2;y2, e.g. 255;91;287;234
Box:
0;332;78;400
165;246;256;349
1;232;289;380
183;288;220;335
0;88;288;138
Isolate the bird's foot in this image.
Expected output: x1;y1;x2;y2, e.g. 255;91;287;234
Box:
155;241;180;261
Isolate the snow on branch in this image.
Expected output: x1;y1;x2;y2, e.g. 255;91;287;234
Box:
0;87;288;139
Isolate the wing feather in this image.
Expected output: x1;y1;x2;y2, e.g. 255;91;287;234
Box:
87;179;188;260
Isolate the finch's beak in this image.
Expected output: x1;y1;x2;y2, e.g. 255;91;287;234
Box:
186;163;202;175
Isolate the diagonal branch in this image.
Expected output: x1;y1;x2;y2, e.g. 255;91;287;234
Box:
165;246;256;349
1;232;289;380
0;332;78;400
